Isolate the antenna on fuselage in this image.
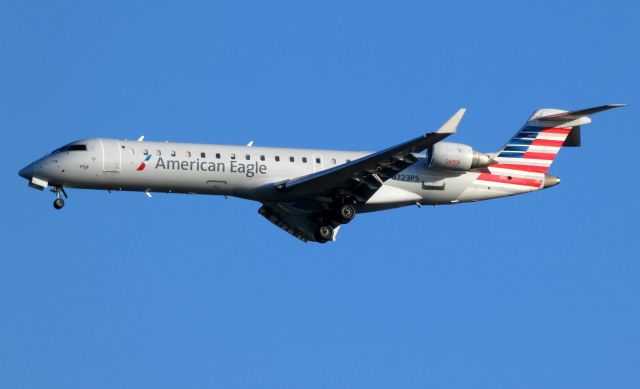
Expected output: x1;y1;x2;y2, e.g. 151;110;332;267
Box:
246;140;254;147
137;135;145;141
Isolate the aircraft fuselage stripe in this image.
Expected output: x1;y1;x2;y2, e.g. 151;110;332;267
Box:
476;173;542;188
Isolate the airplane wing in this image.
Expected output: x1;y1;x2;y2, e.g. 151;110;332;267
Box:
258;109;465;242
276;109;464;203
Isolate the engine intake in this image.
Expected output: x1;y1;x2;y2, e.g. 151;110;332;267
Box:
428;142;494;171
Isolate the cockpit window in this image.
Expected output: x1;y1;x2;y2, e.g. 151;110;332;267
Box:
50;144;87;155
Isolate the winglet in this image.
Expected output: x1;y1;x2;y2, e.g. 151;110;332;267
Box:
436;108;466;134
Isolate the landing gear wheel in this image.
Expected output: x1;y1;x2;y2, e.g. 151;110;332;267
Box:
338;204;356;223
316;225;334;243
53;198;65;209
51;186;67;210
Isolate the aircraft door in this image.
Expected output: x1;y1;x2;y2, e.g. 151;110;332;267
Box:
100;139;122;172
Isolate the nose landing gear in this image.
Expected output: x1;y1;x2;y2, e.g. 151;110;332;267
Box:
51;186;67;210
53;198;65;209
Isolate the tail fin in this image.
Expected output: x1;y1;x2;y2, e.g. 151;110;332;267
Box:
492;104;624;175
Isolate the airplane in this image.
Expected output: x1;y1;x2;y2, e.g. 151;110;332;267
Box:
18;104;623;243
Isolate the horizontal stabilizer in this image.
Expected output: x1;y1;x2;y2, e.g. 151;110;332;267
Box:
535;104;625;122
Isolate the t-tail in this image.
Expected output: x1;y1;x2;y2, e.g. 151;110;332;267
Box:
482;104;625;189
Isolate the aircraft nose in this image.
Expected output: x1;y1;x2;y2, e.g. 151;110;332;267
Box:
18;163;35;179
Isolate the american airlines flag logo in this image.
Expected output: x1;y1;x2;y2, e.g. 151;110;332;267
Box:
136;154;152;171
475;125;570;189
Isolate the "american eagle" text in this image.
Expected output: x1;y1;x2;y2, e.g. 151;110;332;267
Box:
154;157;267;177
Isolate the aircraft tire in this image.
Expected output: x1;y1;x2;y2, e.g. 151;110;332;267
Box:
53;198;65;210
338;204;356;223
316;225;334;242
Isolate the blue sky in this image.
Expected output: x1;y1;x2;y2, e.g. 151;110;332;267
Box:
1;1;638;387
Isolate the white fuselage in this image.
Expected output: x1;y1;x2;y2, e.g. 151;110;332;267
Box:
19;138;544;212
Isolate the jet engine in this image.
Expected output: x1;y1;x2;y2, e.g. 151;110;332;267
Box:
428;142;494;171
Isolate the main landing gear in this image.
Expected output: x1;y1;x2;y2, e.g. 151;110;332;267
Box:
316;225;334;242
338;204;356;224
314;200;358;243
51;186;67;210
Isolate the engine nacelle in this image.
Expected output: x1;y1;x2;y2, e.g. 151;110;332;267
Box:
428;142;494;171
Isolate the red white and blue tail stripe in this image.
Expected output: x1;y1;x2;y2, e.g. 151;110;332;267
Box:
474;105;624;191
495;125;570;170
476;125;571;189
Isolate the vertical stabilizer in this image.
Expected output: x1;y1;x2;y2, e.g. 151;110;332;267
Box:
475;104;623;190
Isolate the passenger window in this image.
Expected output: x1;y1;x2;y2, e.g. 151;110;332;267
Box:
275;156;280;162
331;158;336;164
260;155;265;161
289;157;295;162
346;159;351;163
186;151;191;157
245;154;251;160
201;152;206;158
143;149;149;155
316;157;321;164
155;150;161;156
302;157;307;163
230;153;236;160
171;150;176;156
216;153;221;159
